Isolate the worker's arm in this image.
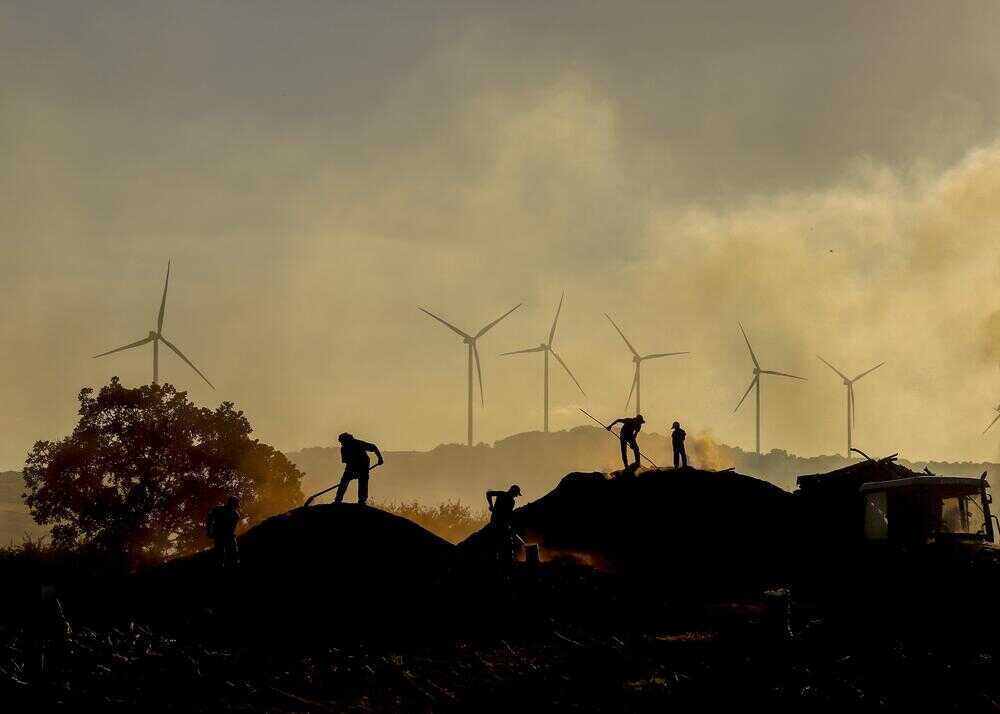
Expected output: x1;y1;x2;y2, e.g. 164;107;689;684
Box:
606;418;624;430
361;441;384;466
486;490;502;511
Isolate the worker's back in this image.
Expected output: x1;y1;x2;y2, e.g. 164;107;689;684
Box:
490;492;515;526
341;438;374;468
620;417;642;440
209;504;240;539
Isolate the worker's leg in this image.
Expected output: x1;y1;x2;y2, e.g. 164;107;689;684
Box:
673;447;680;468
628;439;640;468
358;473;369;505
619;441;629;470
680;446;687;468
334;471;353;503
225;537;239;567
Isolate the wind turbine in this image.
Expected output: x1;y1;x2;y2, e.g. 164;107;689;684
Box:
500;293;585;432
817;356;884;457
604;314;688;416
94;261;214;389
734;322;805;455
419;302;521;446
985;403;1000;434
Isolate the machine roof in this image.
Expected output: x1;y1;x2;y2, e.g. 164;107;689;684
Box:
859;475;984;492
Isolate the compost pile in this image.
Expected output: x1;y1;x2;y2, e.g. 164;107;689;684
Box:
131;504;455;634
460;468;795;592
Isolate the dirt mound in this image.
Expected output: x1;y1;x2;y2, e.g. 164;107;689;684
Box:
133;504;454;634
459;468;795;593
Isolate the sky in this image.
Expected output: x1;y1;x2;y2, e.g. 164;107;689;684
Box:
3;1;1000;469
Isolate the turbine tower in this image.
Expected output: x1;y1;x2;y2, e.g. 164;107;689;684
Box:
734;322;805;455
500;293;585;432
419;302;521;446
985;403;1000;434
94;261;214;389
604;313;688;416
817;356;884;457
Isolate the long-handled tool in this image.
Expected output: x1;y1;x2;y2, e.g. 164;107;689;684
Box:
303;463;382;507
579;408;659;469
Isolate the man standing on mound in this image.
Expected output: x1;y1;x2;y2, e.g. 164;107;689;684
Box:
335;432;384;505
206;496;241;568
671;421;688;468
606;414;645;470
487;485;522;571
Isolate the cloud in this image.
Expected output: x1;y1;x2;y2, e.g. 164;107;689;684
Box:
5;2;1000;467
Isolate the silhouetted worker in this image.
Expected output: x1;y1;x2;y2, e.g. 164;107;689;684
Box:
487;485;522;570
607;414;645;470
335;432;384;505
206;496;241;568
671;421;687;468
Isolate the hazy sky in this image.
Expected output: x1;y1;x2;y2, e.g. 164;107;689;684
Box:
4;1;1000;469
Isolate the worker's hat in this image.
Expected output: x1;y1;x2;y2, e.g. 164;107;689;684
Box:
509;484;522;496
636;414;645;423
671;421;680;429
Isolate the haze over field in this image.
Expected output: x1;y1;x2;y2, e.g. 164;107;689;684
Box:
5;2;1000;470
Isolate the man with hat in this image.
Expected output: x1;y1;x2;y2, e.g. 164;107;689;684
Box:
486;485;523;572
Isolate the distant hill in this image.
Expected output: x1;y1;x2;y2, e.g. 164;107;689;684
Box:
3;429;998;546
0;470;44;546
285;426;1000;508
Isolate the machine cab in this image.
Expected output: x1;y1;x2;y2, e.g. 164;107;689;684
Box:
860;475;996;547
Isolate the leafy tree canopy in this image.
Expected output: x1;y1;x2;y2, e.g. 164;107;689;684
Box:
23;378;304;564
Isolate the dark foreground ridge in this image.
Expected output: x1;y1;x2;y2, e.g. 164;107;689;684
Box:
4;463;1000;712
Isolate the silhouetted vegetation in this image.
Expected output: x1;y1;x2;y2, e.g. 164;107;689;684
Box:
22;378;304;565
374;499;488;543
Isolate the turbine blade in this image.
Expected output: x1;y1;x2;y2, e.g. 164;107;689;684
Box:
605;313;639;357
476;303;522;339
500;346;545;356
418;308;471;340
625;365;638;411
985;412;1000;434
817;355;848;381
734;376;758;412
760;370;806;380
550;348;585;395
159;336;215;390
852;361;885;382
738;322;759;368
642;351;689;360
548;292;565;346
157;260;170;333
473;343;485;406
93;335;154;359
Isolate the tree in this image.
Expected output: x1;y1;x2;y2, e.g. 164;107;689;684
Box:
23;378;304;564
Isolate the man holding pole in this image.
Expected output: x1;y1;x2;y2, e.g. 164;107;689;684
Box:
334;432;384;505
606;414;646;471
